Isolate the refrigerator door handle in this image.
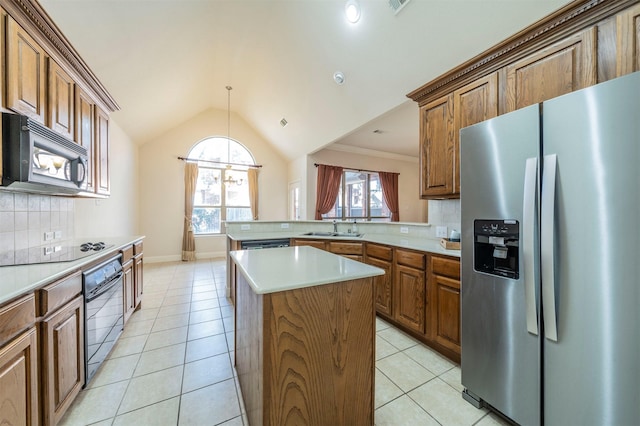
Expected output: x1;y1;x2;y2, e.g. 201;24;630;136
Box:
542;154;558;341
523;157;539;335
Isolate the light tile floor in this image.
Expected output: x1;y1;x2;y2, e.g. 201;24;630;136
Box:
60;259;510;426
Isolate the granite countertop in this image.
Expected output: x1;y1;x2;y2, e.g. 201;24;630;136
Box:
0;236;144;306
226;231;461;258
230;246;385;294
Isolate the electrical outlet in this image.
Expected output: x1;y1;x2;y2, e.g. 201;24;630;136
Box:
436;226;448;238
281;223;290;229
240;224;251;231
400;226;409;234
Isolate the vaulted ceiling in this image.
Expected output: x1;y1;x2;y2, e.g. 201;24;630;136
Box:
39;0;569;161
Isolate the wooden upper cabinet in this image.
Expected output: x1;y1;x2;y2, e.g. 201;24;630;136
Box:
617;3;640;76
48;59;75;140
0;9;5;108
95;106;110;196
7;17;46;123
419;94;454;198
76;88;95;192
452;72;498;194
503;27;597;114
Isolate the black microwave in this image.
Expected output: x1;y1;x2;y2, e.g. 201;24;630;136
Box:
1;113;88;194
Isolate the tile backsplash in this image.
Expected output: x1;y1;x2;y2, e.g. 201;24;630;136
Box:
427;199;461;239
0;191;75;265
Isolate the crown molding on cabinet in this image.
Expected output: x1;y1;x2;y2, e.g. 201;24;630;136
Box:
407;0;638;105
1;0;120;112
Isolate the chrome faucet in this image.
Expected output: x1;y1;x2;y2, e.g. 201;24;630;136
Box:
333;220;338;233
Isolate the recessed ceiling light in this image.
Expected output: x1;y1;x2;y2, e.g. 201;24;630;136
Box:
333;71;345;85
345;0;361;23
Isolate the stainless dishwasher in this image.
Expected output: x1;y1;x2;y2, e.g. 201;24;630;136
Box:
240;239;290;250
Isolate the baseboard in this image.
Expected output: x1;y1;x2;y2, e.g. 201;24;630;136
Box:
145;251;226;264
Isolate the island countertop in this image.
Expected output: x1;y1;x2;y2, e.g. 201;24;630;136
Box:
230;245;385;294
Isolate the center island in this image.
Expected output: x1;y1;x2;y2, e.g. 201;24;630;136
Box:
229;245;385;426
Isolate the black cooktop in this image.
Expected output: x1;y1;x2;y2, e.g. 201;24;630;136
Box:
1;241;114;267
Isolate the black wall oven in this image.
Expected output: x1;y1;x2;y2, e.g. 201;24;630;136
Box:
82;254;124;384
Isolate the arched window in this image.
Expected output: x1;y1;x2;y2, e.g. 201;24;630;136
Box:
188;137;256;234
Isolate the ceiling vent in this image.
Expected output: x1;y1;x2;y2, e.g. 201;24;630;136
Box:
389;0;411;15
280;118;288;127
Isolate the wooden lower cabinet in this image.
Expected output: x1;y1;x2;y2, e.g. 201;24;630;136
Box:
134;254;143;309
428;255;461;361
36;270;84;425
0;294;38;426
327;241;363;261
122;242;143;323
394;263;426;335
293;239;462;363
363;243;461;363
40;295;84;425
292;239;364;261
227;238;241;304
0;327;39;426
365;243;394;317
122;258;135;323
290;238;327;250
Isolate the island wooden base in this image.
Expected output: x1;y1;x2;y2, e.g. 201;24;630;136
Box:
235;272;375;426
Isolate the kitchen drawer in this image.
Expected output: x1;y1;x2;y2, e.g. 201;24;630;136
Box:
0;294;36;346
291;239;327;250
366;243;393;261
431;255;460;279
36;270;82;316
395;249;425;270
327;241;363;255
121;245;134;262
133;240;143;255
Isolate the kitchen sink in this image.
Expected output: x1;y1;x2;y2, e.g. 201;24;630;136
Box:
302;232;363;238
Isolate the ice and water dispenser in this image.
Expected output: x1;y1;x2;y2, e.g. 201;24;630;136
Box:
474;220;520;279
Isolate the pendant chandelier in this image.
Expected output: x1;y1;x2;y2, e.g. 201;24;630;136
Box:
219;86;244;186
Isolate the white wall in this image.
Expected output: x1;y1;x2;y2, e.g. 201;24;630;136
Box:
287;155;308;220
75;120;139;238
139;108;288;261
309;148;427;223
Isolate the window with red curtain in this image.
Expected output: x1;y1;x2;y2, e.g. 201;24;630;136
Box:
317;166;394;221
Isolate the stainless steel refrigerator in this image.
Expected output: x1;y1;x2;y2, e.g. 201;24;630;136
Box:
460;71;640;425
